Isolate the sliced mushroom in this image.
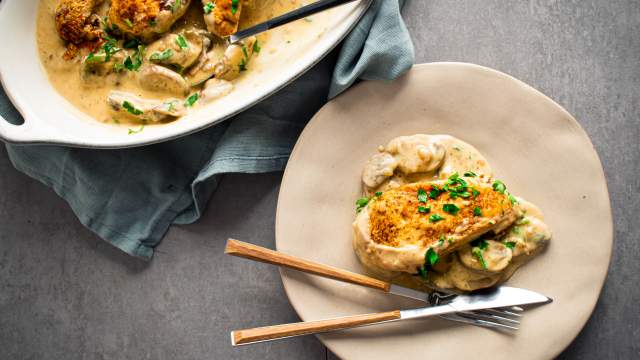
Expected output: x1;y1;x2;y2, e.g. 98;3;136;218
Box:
214;36;257;81
137;64;189;96
199;78;233;103
185;43;226;87
146;28;204;70
458;240;512;273
108;91;186;122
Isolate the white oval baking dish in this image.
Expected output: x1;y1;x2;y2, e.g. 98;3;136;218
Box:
0;0;370;148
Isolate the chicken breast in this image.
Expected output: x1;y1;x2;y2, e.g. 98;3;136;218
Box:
109;0;191;41
353;177;518;275
55;0;104;44
202;0;243;37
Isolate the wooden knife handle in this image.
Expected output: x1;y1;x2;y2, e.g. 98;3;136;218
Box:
231;310;401;346
225;239;391;292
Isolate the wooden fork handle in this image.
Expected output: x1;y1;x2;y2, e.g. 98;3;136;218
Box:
225;239;391;292
231;310;401;346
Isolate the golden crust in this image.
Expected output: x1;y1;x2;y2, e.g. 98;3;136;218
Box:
368;180;516;253
55;0;102;45
207;0;242;37
109;0;161;36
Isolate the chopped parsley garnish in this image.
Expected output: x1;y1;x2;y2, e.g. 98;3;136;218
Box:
184;93;199;107
239;59;247;72
176;34;188;49
375;191;382;197
124;18;134;28
253;39;261;54
517;218;530;225
113;63;125;72
438;235;445;246
128;124;145;135
442;203;460;215
473;206;482;216
85;52;100;63
231;0;240;14
203;2;215;14
429;214;444;223
504;241;516;249
426;248;439;266
428;185;443;199
417;265;428;280
444;172;470;198
418;206;430;214
150;49;173;62
463;171;477;177
172;0;182;12
511;226;521;235
492;180;507;193
417;188;428;203
472;247;488;269
508;192;519;205
164;101;177;112
124;45;145;71
122;101;143;116
355;197;369;213
472;188;480;198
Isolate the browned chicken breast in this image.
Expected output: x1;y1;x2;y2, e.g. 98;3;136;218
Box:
353;177;518;276
202;0;242;37
55;0;103;45
109;0;191;41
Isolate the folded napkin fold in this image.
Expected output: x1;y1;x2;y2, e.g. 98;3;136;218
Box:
0;0;414;260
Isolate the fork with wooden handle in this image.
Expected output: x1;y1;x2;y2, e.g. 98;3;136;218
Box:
225;239;524;333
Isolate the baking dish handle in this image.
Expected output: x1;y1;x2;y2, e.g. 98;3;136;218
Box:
0;113;55;145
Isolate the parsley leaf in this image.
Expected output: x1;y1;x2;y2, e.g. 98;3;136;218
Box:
124;18;134;28
231;0;240;14
375;191;382;197
150;49;173;62
184;93;199;107
355;197;369;213
418;206;430;214
176;34;188;49
442;203;460;215
417;188;428;203
428;185;443;199
504;241;516;249
426;248;439;266
253;39;261;54
472;247;488;269
203;2;215;14
127;124;145;135
508;192;519;205
473;206;482;216
492;180;507;193
463;171;477;177
123;101;143;116
429;214;444;223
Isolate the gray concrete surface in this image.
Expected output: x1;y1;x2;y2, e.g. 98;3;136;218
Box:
1;0;639;359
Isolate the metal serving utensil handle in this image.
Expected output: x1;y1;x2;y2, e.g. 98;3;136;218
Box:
230;0;361;42
225;239;391;292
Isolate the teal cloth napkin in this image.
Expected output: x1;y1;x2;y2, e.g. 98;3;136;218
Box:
0;0;413;259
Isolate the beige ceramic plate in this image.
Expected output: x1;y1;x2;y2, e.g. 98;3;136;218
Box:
275;63;612;359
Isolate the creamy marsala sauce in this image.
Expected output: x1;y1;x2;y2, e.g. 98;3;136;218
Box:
353;134;552;293
37;0;307;124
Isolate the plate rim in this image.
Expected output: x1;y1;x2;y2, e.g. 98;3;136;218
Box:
275;61;613;359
